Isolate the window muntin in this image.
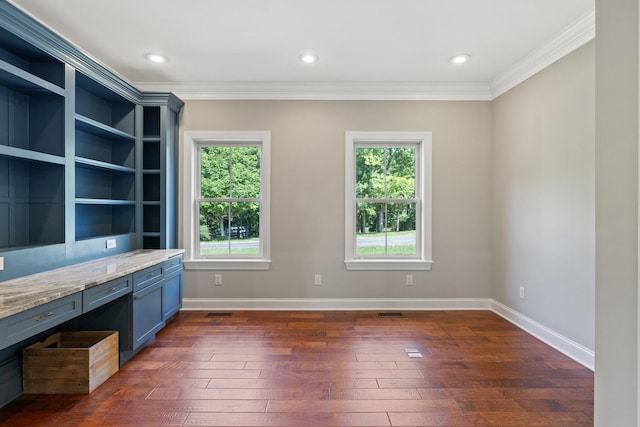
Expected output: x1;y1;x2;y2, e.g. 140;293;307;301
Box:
183;131;270;270
197;143;262;258
345;132;432;271
354;144;420;258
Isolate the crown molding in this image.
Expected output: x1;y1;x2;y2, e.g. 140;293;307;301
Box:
490;8;595;99
139;91;185;111
6;0;593;102
3;1;143;103
136;7;593;102
134;81;493;101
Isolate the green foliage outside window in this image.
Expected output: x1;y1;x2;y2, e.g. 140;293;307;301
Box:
199;146;261;246
355;145;418;256
355;146;416;233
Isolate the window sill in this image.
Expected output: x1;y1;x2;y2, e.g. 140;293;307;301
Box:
184;259;272;271
344;259;433;271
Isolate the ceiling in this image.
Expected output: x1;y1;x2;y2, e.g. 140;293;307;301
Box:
8;0;595;100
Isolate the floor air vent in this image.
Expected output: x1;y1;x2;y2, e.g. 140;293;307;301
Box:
378;312;404;317
206;312;233;317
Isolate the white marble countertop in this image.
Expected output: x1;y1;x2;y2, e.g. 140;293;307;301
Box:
0;249;184;320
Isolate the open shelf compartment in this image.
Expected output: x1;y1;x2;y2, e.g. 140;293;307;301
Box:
0;87;65;157
0;27;65;89
75;204;135;240
75;72;135;137
75;165;135;201
0;156;64;249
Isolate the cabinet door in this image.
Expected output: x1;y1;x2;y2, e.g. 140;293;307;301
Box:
162;270;182;321
132;281;164;350
0;355;21;407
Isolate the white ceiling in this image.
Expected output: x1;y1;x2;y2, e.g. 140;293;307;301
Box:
8;0;595;100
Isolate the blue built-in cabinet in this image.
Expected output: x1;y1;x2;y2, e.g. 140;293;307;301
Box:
0;1;184;281
141;95;182;250
0;23;67;254
75;72;137;241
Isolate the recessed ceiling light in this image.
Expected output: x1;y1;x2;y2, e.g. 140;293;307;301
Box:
146;53;168;64
299;53;318;64
449;54;470;65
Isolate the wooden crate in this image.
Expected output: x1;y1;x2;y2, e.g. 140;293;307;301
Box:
23;331;119;394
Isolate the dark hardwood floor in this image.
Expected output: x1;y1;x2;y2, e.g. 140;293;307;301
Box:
0;310;594;426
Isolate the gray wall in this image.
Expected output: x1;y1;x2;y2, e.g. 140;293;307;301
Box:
156;2;640;422
595;0;638;424
179;100;493;301
177;43;597;378
491;41;595;350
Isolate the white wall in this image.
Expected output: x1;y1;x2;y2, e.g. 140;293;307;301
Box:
491;41;595;351
178;100;492;304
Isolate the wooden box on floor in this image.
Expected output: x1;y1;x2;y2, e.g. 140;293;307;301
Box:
22;331;119;394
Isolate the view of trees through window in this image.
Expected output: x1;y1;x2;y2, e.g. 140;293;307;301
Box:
355;145;418;255
198;145;261;255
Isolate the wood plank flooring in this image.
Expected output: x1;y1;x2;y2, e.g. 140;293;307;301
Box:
0;310;594;426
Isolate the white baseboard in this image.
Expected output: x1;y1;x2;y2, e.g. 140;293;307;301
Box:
491;300;594;371
182;297;492;311
181;297;594;371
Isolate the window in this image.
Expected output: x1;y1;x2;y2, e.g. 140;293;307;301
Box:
183;131;270;270
345;132;432;270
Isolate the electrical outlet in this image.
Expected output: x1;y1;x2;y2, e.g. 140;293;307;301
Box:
519;286;525;299
215;274;222;286
0;256;4;271
314;274;322;286
406;274;413;286
106;239;116;249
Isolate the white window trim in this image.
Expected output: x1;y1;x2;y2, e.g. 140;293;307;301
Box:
183;131;271;270
344;131;433;271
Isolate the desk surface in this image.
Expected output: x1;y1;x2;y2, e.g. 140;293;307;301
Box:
0;249;184;320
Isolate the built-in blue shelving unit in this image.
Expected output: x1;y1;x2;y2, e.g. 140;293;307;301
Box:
0;1;183;280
